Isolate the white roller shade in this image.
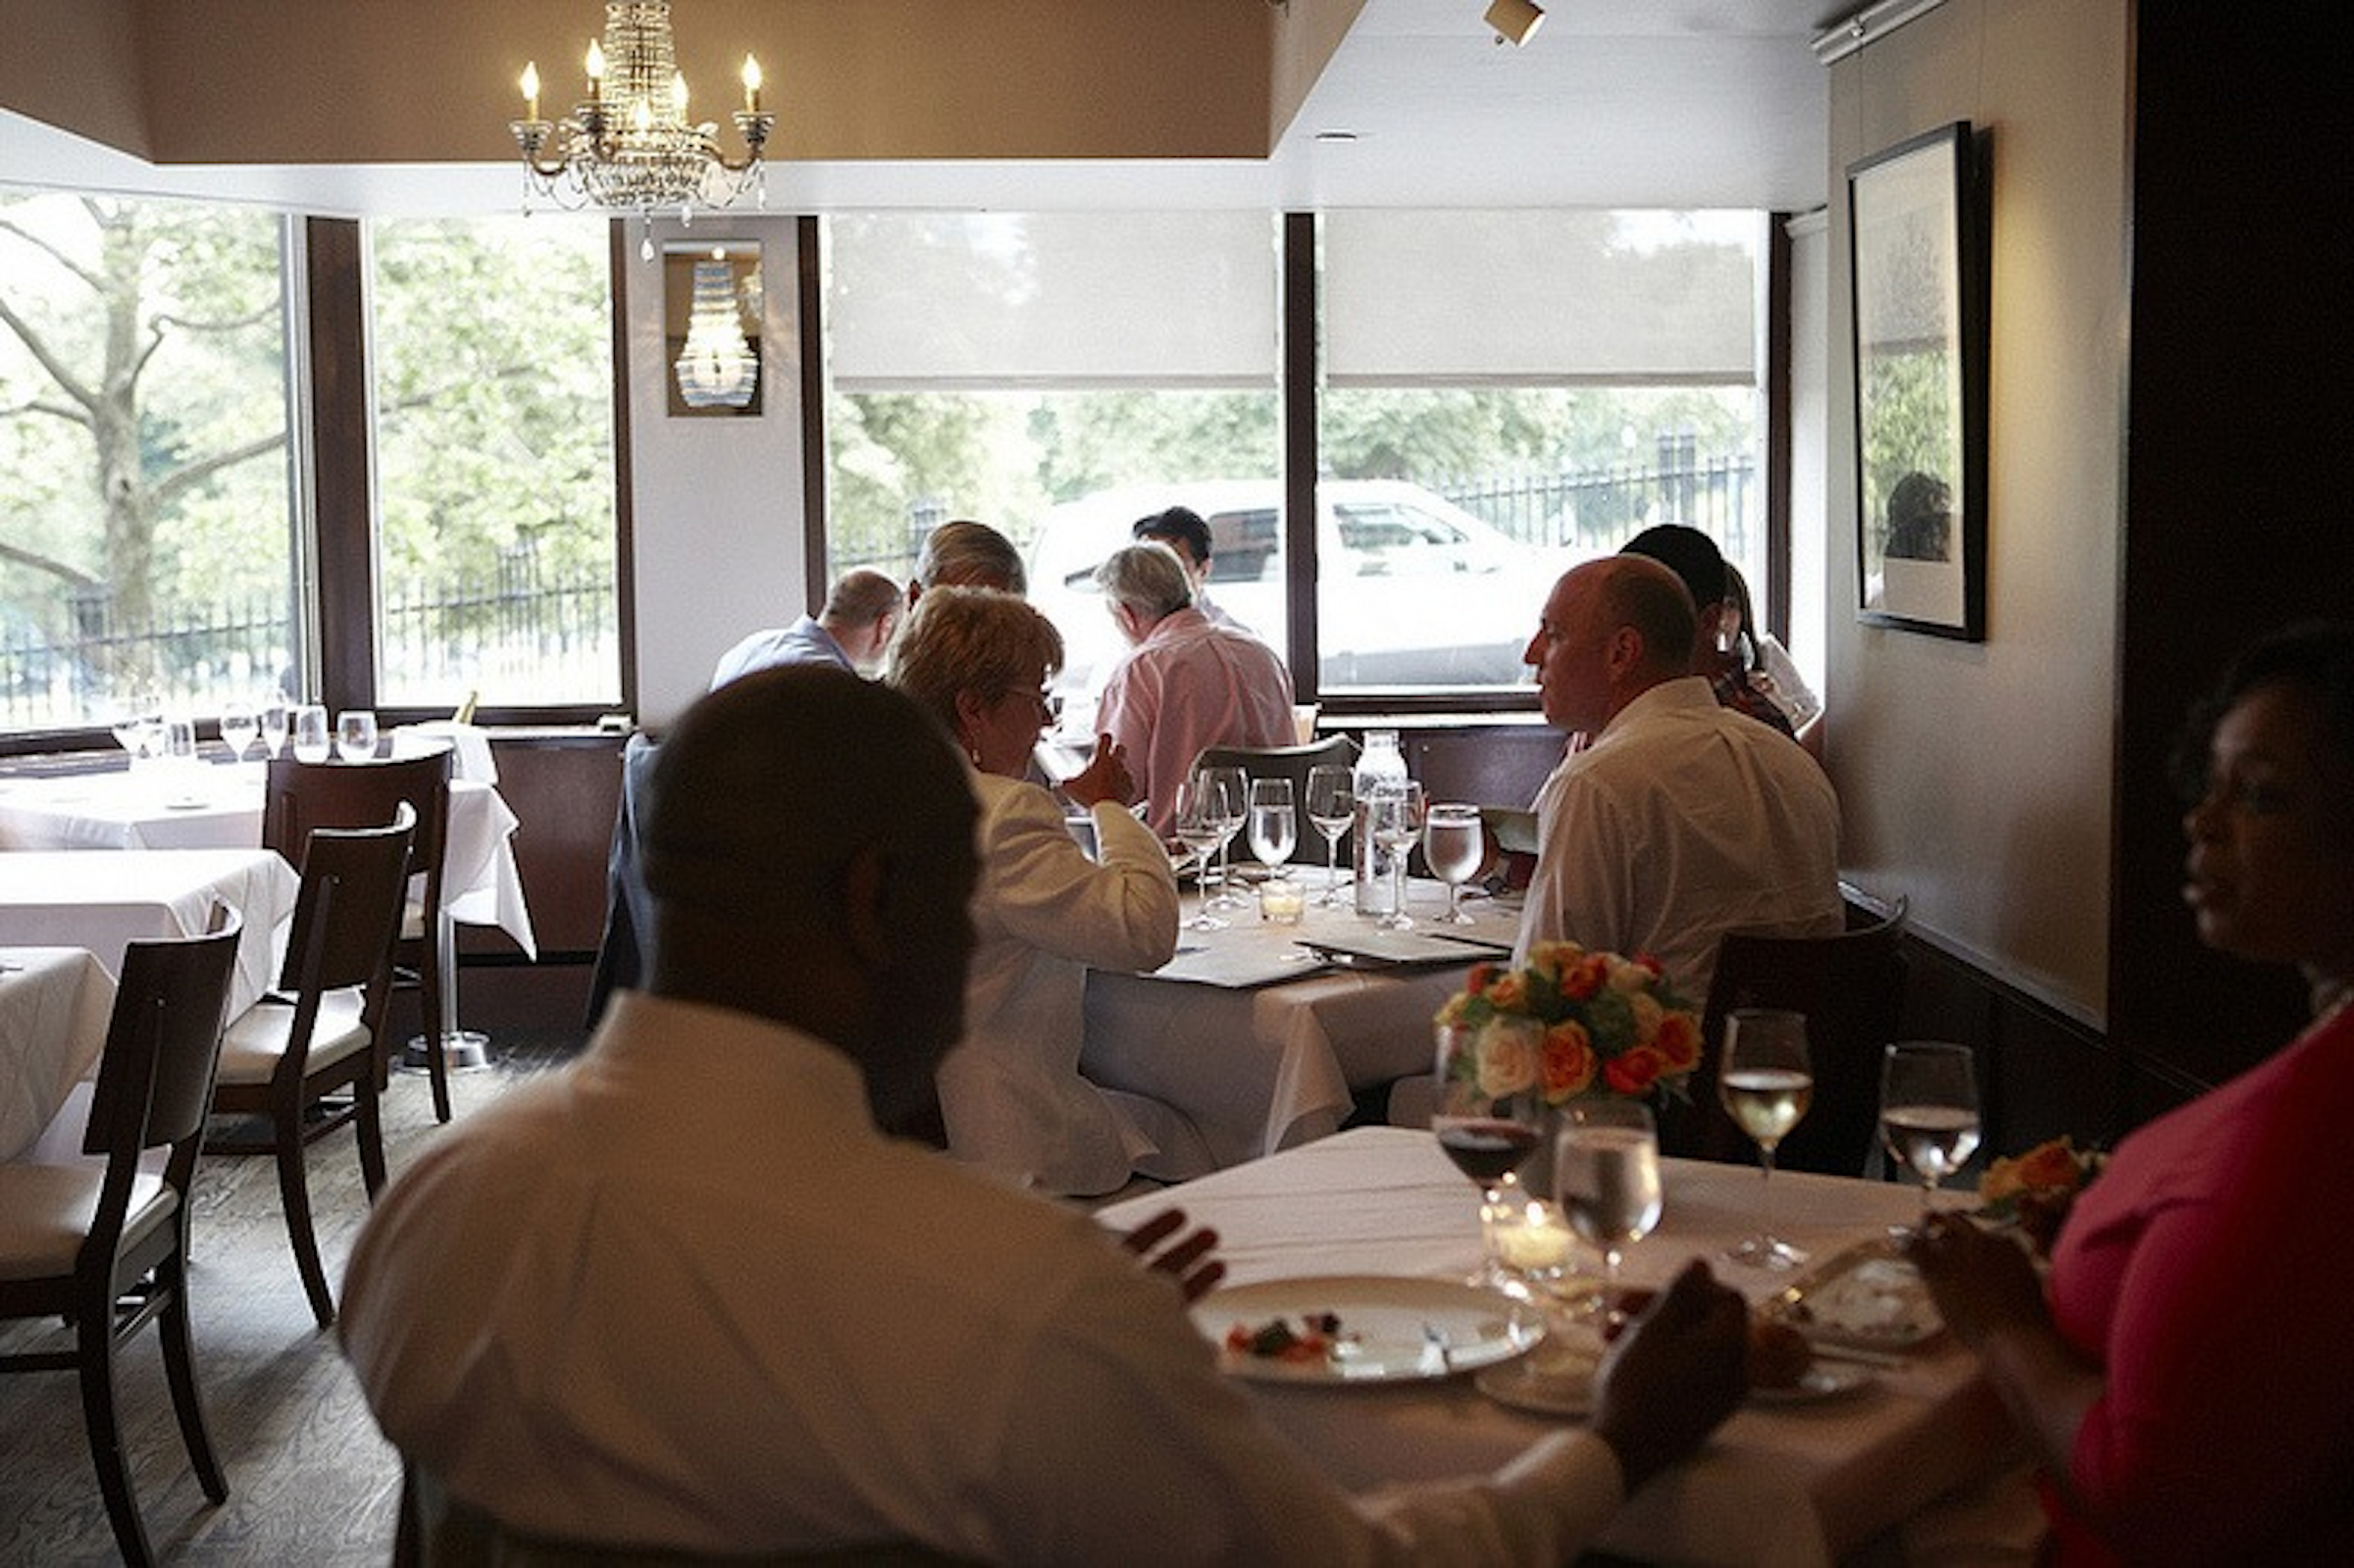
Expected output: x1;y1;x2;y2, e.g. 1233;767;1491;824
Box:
826;211;1279;391
1322;210;1761;386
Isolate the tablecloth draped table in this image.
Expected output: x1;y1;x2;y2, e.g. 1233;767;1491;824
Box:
1099;1127;2027;1567
0;947;116;1162
1081;881;1515;1175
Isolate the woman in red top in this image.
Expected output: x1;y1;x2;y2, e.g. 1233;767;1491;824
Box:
1908;621;2354;1565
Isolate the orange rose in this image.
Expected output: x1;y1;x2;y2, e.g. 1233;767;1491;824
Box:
1603;1042;1668;1096
1652;1010;1701;1074
1541;1020;1597;1100
1464;962;1497;996
1560;953;1611;1001
1485;971;1530;1013
1981;1138;2087;1203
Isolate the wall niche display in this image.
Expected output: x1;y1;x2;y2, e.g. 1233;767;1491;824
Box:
664;242;763;417
1850;122;1988;640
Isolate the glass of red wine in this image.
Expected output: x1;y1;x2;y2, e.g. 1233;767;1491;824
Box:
1432;1024;1548;1289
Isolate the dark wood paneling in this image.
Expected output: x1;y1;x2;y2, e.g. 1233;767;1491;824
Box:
456;733;625;961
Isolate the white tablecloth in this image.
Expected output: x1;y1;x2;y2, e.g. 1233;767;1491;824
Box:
1082;883;1515;1172
0;759;536;957
1099;1128;2024;1567
0;849;294;1035
0;947;116;1162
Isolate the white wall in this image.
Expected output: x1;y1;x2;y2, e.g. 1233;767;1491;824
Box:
622;216;809;728
1821;0;2129;1025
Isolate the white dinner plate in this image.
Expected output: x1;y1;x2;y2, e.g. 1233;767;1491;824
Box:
1475;1339;1599;1416
1750;1359;1876;1404
1195;1275;1545;1385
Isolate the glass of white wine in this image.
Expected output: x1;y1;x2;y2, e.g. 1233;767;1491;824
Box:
1421;802;1483;925
1555;1098;1663;1323
1718;1007;1814;1270
1304;765;1354;906
1879;1041;1983;1224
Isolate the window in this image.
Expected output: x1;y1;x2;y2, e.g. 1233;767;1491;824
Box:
366;216;620;709
1318;210;1767;697
0;189;298;735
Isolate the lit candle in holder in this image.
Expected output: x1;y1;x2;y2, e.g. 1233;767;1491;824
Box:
1258;877;1305;926
585;39;605;103
520;61;541;122
1488;1196;1575;1277
742;55;763;114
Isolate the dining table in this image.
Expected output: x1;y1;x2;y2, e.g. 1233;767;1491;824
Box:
0;946;117;1163
1099;1126;2033;1567
1081;876;1516;1176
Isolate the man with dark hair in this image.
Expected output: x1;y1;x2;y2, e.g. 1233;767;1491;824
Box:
1093;540;1292;833
1517;554;1841;1002
341;663;1750;1563
709;568;902;686
1620;523;1797;739
1131;505;1248;634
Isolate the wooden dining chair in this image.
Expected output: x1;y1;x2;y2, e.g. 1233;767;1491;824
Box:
1188;733;1357;865
584;730;661;1030
1662;888;1912;1175
0;904;244;1568
262;746;457;1121
210;807;416;1327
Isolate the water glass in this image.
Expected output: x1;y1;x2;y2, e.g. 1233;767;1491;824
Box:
1422;802;1483;924
336;709;379;762
291;703;333;763
259;696;290;758
219;699;258;761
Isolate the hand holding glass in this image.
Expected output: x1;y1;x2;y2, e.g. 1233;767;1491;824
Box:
1304;765;1354;905
1718;1007;1814;1269
1422;802;1483;925
1879;1041;1982;1222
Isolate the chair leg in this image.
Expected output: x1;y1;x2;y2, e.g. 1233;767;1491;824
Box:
274;1116;337;1329
357;1073;389;1199
157;1254;230;1502
423;957;452;1125
77;1300;158;1568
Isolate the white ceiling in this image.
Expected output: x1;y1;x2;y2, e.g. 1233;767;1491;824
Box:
0;0;1850;217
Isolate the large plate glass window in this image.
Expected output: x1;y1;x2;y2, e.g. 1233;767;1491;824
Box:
367;215;620;709
0;189;299;735
1319;210;1766;698
823;212;1281;731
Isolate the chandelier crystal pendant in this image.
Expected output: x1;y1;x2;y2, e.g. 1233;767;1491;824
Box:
512;1;774;249
674;255;759;410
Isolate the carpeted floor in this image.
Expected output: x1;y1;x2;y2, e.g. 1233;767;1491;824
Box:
0;1030;584;1568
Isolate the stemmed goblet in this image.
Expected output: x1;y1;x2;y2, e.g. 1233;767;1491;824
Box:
219;699;258;762
1555;1099;1663;1323
1879;1041;1983;1225
1421;801;1483;925
1171;771;1235;933
1203;764;1250;910
1304;764;1354;906
1367;780;1426;931
1433;1023;1547;1289
1718;1007;1814;1269
259;694;290;759
1247;778;1296;872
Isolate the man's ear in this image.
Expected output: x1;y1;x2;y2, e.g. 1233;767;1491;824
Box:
842;844;892;968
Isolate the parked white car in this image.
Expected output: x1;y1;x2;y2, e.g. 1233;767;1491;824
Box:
1027;479;1585;725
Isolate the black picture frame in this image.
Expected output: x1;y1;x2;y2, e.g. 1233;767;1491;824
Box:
1849;122;1988;640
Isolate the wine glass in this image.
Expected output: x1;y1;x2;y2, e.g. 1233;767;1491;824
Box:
336;708;379;762
259;694;290;759
1366;780;1425;931
1203;764;1250;910
1247;778;1296;870
1171;771;1234;933
219;699;258;762
1879;1041;1983;1224
1555;1099;1663;1322
291;703;333;763
1421;801;1483;925
1433;1023;1547;1288
1718;1007;1814;1269
1304;764;1354;906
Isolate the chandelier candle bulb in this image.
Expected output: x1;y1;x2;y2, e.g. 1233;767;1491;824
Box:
521;62;541;121
586;39;604;99
742;55;761;114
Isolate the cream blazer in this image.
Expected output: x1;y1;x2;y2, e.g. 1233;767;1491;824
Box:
937;771;1179;1196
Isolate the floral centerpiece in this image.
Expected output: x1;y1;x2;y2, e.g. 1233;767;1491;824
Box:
1976;1135;2106;1253
1434;939;1703;1107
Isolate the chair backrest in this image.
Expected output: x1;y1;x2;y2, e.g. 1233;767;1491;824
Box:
585;731;661;1029
1188;733;1357;864
263;747;452;915
278;806;420;1000
78;905;245;1240
1662;891;1911;1175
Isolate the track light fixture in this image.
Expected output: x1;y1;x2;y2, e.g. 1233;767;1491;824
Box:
1484;0;1545;47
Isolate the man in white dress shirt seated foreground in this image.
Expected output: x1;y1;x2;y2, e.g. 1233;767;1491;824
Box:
710;568;902;688
339;665;1746;1564
1515;553;1843;1005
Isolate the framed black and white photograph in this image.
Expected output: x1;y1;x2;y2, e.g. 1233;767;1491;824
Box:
1850;122;1987;639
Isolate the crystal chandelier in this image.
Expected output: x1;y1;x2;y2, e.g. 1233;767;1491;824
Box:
674;254;759;410
512;1;773;243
